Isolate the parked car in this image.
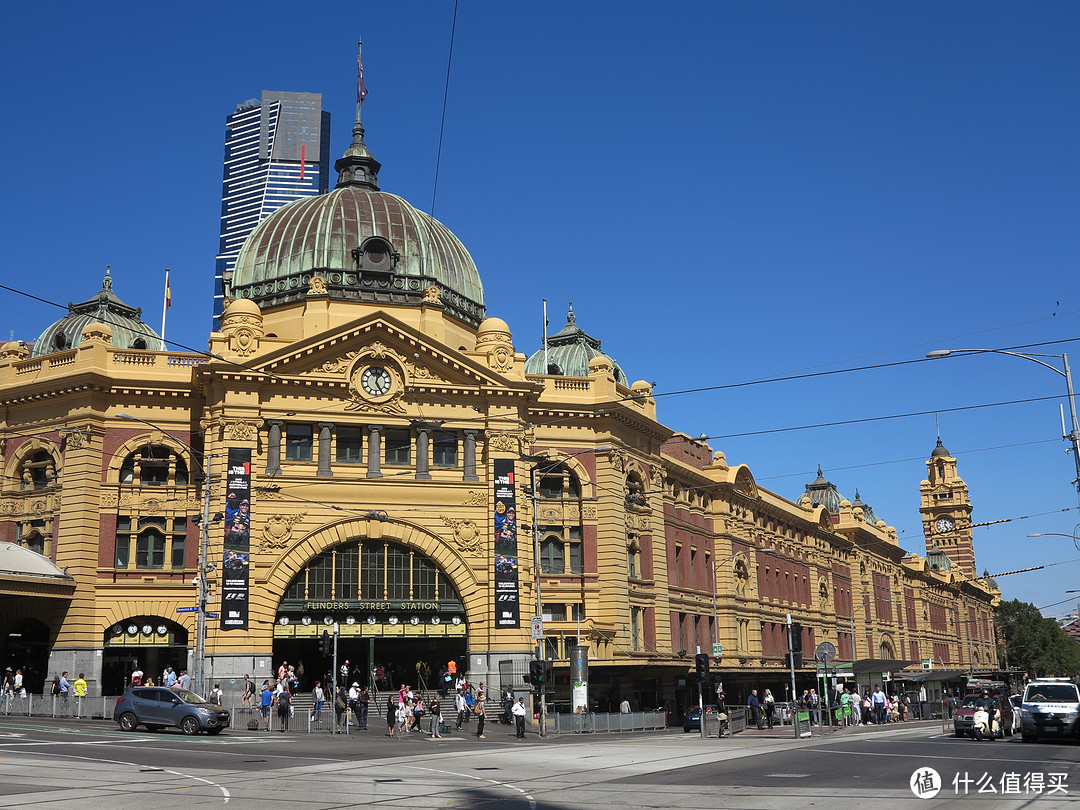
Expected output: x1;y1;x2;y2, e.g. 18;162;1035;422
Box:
683;704;717;732
113;686;230;735
1020;679;1080;743
954;692;1013;738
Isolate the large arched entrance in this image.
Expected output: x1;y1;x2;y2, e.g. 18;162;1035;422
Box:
274;538;468;694
102;617;189;695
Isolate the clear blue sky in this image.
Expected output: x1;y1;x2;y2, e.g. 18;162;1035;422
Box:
4;2;1079;616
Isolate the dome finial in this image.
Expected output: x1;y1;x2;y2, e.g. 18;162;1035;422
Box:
103;265;113;290
335;40;381;190
567;302;576;325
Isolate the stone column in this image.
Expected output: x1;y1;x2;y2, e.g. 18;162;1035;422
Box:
266;420;283;475
317;422;334;477
366;424;383;479
463;430;479;482
414;422;432;481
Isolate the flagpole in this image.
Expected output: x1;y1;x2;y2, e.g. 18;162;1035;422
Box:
542;298;549;374
160;268;170;351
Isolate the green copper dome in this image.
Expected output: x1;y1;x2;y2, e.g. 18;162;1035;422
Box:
229;60;484;327
524;304;627;385
33;268;159;357
229;186;485;326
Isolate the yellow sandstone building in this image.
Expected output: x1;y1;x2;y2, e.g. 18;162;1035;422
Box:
0;73;998;711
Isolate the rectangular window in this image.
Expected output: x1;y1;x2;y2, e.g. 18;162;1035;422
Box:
140;460;169;486
285;423;313;462
431;431;458;467
308;554;332;600
630;606;644;651
543;603;567;621
336;544;359;600
384;429;411;466
540;537;565;574
336;427;364;464
362;544;386;599
386;545;411;600
115;517;131;568
570;603;585;621
171;518;187;568
414;556;438;600
136;529;165;569
544;636;560;661
568;526;583;574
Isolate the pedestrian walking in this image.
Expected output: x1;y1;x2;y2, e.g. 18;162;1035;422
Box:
386;696;396;736
312;681;325;722
209;684;224;705
275;685;292;731
762;688;775;728
747;689;763;729
260;680;273;731
358;686;370;730
241;674;255;707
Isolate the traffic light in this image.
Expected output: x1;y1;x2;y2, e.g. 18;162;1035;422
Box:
784;652;803;668
528;659;545;686
319;630;332;656
790;622;803;653
694;653;710;682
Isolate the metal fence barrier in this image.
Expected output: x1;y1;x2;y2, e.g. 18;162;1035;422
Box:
551;710;669;735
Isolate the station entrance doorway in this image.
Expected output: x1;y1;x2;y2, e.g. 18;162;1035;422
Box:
273;538;469;696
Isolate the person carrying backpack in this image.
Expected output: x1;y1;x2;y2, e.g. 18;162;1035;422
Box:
275;686;292;732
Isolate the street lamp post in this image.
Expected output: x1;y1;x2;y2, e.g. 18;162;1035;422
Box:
523;445;613;737
926;348;1080;492
1027;532;1080;552
118;414;212;696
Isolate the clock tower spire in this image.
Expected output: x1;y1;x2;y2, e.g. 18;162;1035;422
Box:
919;438;976;578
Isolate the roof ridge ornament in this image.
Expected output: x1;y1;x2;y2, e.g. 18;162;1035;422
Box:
335;40;381;190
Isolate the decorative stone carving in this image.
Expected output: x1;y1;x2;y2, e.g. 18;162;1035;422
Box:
582;506;596;520
0;500;16;515
80;322;113;345
608;448;627;471
224;420;261;442
143;499;162;515
404;358;444;382
220;299;264;356
307;275;328;295
100;491;119;508
441;515;481;553
320;351;359;374
260;513;306;552
651;466;666;490
422;285;442;304
462;490;486;506
64;430;87;450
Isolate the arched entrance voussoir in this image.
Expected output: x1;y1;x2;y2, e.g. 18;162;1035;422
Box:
264;516;483;617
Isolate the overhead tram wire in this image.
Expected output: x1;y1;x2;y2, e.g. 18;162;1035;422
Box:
429;0;459;219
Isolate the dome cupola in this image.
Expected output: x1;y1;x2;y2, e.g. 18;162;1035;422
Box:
228;41;485;327
524;304;628;385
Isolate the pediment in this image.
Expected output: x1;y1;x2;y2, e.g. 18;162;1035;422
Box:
218;313;530;409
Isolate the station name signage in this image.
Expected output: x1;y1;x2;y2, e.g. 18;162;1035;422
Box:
303;601;444;612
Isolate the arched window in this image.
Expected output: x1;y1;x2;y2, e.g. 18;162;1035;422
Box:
19;450;56;491
541;535;565;574
118;447;189;487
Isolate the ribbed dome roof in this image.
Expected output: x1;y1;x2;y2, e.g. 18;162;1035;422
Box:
231;186;484;321
931;437;951;457
524;304;627;385
33;268;159;357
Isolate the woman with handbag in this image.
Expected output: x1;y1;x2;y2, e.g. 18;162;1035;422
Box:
474;686;486;738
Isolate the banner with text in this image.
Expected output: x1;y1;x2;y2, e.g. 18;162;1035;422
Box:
221;448;251;630
493;458;520;628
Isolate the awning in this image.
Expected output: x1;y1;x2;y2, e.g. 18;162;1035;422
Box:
893;669;969;683
850;658;919;675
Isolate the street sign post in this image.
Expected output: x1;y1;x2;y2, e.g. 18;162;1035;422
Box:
531;616;543;640
176;607;199;613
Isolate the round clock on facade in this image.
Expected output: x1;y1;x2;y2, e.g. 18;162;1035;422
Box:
141;624;153;636
156;625;168;636
366;615;377;625
935;517;955;532
301;616;313;625
409;616;420;625
278;616;290;625
430;616;441;625
345;615;357;625
127;624;138;635
323;616;334;625
388;616;400;625
360;365;392;397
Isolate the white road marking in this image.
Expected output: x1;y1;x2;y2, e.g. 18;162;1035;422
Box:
406;763;537;810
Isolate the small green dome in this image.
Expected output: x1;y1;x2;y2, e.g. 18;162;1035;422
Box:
33;268;159;357
524;304;627;385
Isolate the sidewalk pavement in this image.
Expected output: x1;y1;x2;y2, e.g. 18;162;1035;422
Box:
735;717;944;740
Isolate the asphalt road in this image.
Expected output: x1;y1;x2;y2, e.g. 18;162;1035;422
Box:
0;717;1076;809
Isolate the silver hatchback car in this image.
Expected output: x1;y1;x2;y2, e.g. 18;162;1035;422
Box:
114;686;230;735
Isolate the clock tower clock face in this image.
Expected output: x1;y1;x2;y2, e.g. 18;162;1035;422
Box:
935;517;955;533
360;366;392;398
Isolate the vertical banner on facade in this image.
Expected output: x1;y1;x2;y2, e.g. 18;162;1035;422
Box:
493;459;520;628
221;448;251;630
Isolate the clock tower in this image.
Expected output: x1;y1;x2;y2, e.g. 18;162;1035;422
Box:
919;438;976;578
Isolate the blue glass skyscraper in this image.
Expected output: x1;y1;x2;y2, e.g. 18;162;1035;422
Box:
213;91;330;329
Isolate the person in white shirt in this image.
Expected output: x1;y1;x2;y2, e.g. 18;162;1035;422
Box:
512;696;528;739
208;685;223;705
